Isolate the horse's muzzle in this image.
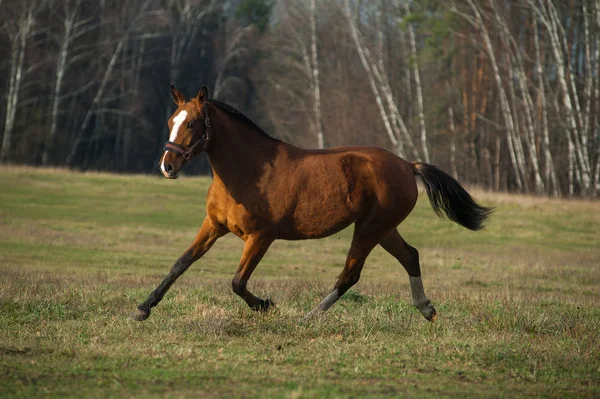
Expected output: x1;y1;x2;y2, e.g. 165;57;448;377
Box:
160;159;180;179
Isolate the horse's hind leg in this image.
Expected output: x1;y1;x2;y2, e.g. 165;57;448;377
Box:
231;235;275;311
379;229;436;322
304;226;387;321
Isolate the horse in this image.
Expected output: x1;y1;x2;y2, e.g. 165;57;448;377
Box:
132;85;492;323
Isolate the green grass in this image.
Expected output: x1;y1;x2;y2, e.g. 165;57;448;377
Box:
1;166;599;398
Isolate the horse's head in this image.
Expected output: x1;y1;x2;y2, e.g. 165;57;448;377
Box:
159;85;212;179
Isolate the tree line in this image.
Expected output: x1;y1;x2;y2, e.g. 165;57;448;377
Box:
1;0;599;197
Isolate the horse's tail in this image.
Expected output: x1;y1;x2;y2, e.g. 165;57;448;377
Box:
411;162;492;231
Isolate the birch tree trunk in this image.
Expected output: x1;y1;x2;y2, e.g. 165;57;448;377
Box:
310;0;324;149
505;55;529;192
594;1;600;193
405;4;429;162
462;0;525;191
532;14;559;196
582;1;593;141
1;8;33;161
44;0;79;165
363;42;420;159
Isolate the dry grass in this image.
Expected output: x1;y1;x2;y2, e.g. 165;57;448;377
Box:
467;185;600;211
1;166;599;398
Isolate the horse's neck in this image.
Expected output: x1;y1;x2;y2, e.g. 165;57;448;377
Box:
207;110;281;189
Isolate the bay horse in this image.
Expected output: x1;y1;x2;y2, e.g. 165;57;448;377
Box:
132;85;491;323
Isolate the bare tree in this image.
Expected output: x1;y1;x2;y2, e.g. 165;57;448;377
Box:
255;0;329;148
165;0;219;89
404;3;429;162
453;0;527;191
43;0;99;165
532;13;559;196
530;0;593;194
490;0;544;193
310;0;324;149
66;0;154;165
214;25;255;106
1;3;35;161
345;0;420;159
594;0;600;193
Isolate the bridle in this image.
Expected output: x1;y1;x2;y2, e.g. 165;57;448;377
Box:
163;103;212;160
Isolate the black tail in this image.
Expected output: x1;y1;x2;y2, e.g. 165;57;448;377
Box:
412;162;493;231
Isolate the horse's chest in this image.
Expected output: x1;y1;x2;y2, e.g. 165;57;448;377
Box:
209;201;263;240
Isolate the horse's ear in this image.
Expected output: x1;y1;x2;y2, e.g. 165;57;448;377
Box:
197;86;209;103
170;85;185;105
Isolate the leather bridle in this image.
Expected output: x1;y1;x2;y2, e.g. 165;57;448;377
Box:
163;103;212;160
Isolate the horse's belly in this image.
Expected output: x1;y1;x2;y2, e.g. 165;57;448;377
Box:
277;217;353;240
273;191;358;240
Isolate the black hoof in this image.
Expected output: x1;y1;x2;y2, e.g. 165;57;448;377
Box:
252;299;275;312
131;308;150;321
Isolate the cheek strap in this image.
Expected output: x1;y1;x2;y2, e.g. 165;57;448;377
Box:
164;141;193;160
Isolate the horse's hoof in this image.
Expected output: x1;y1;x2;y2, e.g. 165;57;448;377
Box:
264;299;275;310
131;308;150;321
417;301;436;322
260;298;275;312
252;299;275;312
429;309;437;323
301;309;322;323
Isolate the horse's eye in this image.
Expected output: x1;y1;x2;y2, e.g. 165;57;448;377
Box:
186;121;194;129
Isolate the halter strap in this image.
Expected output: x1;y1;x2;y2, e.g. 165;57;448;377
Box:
163;103;212;160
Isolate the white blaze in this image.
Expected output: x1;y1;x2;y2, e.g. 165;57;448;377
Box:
161;110;188;174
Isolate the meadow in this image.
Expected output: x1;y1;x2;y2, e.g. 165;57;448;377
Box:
0;166;599;398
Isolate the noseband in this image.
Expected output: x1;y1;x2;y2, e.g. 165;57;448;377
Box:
163;104;212;160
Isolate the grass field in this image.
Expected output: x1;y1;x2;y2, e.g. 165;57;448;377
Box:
1;166;599;398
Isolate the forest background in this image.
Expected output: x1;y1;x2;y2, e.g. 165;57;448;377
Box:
1;0;599;197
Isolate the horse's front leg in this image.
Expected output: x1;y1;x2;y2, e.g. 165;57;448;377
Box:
132;218;227;321
231;234;274;311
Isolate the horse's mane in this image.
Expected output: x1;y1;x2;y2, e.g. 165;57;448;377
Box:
208;99;279;142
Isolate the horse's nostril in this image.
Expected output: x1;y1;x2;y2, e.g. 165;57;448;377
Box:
165;164;174;173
